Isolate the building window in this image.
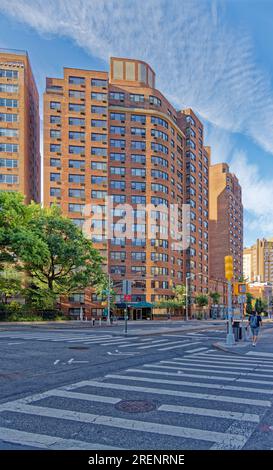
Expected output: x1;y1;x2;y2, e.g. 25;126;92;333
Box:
50;115;61;124
50;101;61;110
50;158;61;167
110;152;125;162
110;166;125;176
0;143;18;153
151;116;168;128
110;139;125;148
69;103;85;112
91;119;107;127
151;142;168;154
91;105;107;114
68;203;85;213
0;174;18;184
69;131;85;140
91;147;107;156
0;84;18;93
110;180;126;190
131;141;146;151
91;78;108;87
0;128;18;137
69;117;85;126
0;69;18;78
91;92;107;101
131;168;146;177
130;94;144;103
109;92;124;100
50;187;61;197
91;133;107;142
91;190;107;199
0;158;18;168
131;154;146;164
110;112;125;121
69;76;85;85
151;129;168;141
131;195;146;204
69;90;85;99
110;126;125;135
91;176;107;185
69;145;84;154
0;98;18;108
149;96;161;106
91;161;107;171
69;188;85;198
0;113;18;123
69;159;85;169
50;144;61;153
50;129;61;139
68;174;85;184
131;114;146;124
131;127;146;137
50;172;60;182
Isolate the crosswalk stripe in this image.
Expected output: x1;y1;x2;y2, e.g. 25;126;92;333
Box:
158;404;260;423
210;421;255;451
172;357;273;368
185;347;209;354
164;360;253;371
172;356;273;368
246;351;273;358
150;363;273;379
106;374;273;395
196;353;273;364
45;389;122;404
126;367;235;382
0;426;121;450
0;403;248;448
67;380;271;406
158;342;201;351
137;339;183;349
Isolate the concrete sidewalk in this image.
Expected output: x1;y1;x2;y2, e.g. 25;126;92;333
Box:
214;325;273;355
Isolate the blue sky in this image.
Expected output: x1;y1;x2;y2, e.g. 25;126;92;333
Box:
0;0;273;247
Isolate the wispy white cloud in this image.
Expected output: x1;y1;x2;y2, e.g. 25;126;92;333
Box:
1;0;273;155
230;151;273;239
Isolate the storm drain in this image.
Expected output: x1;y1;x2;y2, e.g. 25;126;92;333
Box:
68;346;90;350
115;400;157;413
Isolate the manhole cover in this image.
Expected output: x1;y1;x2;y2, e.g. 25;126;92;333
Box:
68;346;90;350
115;400;156;413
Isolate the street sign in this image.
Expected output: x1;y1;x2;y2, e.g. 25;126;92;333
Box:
238;295;246;304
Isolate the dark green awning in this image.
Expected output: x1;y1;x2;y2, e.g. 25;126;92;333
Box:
115;302;153;309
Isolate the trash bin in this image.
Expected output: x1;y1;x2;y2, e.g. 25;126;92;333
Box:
233;321;240;341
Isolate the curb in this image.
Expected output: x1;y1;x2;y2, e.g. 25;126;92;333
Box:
213;341;251;355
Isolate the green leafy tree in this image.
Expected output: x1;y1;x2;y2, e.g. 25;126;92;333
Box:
0;193;106;311
246;292;254;315
195;294;209;319
11;205;105;296
209;291;221;305
255;298;263;314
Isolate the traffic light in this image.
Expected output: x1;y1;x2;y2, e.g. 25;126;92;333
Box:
224;255;233;281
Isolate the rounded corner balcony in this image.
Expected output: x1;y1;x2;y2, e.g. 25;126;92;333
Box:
110;57;155;89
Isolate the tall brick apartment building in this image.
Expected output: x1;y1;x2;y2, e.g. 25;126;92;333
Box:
0;49;40;202
44;57;210;319
209;163;243;282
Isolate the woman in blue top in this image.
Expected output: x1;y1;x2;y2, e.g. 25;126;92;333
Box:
248;311;262;347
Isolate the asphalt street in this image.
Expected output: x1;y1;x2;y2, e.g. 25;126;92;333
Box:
1;320;273;450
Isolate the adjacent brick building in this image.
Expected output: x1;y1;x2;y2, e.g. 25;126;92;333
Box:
0;49;40;202
44;57;210;319
243;238;273;283
209;162;243;282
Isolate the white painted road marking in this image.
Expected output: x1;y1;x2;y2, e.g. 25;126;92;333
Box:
158;404;260;423
0;402;248;449
0;427;121;450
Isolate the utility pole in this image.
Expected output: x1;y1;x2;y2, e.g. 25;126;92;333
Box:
185;275;190;321
107;273;111;325
225;256;235;346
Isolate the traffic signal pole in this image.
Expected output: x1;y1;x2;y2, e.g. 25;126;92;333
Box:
224;255;235;347
226;279;235;346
